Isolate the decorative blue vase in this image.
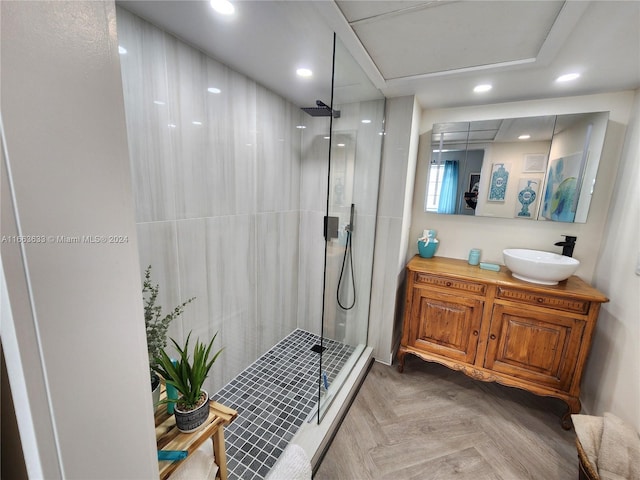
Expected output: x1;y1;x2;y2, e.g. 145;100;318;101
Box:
418;239;439;258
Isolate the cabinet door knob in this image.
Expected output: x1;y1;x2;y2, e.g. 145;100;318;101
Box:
537;297;544;303
490;334;496;340
473;330;479;336
446;281;452;287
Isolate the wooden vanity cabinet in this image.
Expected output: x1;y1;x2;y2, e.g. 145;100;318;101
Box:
397;256;608;429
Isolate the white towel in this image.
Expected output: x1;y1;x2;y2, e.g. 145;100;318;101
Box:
168;441;219;480
573;412;640;480
598;412;640;480
265;444;312;480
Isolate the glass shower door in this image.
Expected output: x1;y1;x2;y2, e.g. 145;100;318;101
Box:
318;34;385;420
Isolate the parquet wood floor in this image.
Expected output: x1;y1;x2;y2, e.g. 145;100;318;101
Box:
315;356;578;480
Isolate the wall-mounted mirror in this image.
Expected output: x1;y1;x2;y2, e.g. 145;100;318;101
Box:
425;112;610;223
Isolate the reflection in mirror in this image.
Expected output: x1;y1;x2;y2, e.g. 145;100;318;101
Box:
424;112;609;223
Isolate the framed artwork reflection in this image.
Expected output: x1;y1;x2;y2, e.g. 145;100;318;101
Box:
523;154;547;173
541;151;588;222
488;163;510;202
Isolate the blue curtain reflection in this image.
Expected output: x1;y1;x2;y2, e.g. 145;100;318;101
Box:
437;160;459;214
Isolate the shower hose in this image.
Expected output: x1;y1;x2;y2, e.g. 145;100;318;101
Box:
337;227;356;310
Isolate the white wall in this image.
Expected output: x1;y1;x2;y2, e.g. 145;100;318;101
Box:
369;96;421;363
1;1;157;478
582;89;640;431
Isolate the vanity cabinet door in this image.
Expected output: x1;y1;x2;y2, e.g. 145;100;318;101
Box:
484;304;585;391
408;287;484;364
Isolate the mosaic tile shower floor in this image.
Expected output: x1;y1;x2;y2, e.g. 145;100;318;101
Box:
210;328;355;480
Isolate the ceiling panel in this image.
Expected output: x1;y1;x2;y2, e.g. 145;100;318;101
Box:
349;1;564;79
336;0;431;23
494;116;556;142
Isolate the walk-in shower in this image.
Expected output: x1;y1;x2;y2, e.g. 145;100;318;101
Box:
117;5;385;476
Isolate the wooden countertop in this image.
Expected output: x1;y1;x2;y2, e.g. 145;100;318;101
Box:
407;255;609;303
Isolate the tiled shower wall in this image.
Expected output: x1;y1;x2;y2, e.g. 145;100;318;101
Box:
117;8;306;393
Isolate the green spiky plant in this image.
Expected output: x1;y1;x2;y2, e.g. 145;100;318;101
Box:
143;265;195;387
152;332;223;411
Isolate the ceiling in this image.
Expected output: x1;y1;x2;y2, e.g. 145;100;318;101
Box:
431;114;574;146
118;0;640;110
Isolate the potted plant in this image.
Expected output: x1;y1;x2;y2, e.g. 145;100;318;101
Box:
153;331;223;433
143;266;195;408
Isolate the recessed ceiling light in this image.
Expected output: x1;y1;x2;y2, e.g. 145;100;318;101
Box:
337;143;345;147
296;125;306;129
296;68;313;78
473;84;492;93
207;87;221;94
168;124;177;128
324;136;330;140
118;46;127;55
192;121;203;126
518;134;531;140
153;100;166;105
556;73;580;82
210;0;234;15
361;119;372;124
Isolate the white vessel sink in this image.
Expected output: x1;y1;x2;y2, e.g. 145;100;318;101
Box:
503;249;580;285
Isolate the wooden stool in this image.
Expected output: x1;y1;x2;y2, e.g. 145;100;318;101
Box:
155;399;237;480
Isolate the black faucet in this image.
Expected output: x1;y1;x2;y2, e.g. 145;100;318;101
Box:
555;235;577;257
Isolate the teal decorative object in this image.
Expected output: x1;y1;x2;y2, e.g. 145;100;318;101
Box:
517;180;538;217
489;163;509;201
468;248;481;265
166;359;178;414
417;230;439;258
418;239;439;258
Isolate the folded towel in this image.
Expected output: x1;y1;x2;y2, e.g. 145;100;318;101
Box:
168;441;218;480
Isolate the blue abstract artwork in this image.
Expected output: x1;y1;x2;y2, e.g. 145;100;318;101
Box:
541;152;585;222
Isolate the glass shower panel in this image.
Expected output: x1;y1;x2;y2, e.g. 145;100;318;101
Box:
318;35;385;420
